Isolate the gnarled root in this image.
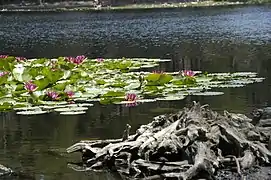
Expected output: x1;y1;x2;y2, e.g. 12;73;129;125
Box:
67;102;271;179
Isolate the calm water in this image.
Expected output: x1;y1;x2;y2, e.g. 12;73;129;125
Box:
0;5;271;180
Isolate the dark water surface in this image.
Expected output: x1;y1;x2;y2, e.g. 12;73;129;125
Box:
0;5;271;179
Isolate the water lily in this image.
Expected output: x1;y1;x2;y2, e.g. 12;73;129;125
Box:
125;93;137;102
181;70;195;77
65;56;74;62
16;57;26;61
24;81;37;92
0;71;9;77
66;55;86;65
125;102;138;107
97;57;104;63
66;90;75;98
46;91;59;100
0;55;8;58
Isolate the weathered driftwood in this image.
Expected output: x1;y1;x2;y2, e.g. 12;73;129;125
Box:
67;102;271;180
0;164;13;176
0;164;35;179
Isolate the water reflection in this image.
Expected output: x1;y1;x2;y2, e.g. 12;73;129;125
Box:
0;5;270;180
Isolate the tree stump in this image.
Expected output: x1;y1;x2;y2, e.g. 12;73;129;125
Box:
67;102;271;180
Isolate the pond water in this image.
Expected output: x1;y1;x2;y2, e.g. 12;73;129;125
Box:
0;5;271;179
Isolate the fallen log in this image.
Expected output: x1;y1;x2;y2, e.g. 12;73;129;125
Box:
67;102;271;179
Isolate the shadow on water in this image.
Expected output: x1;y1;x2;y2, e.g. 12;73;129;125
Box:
0;5;271;179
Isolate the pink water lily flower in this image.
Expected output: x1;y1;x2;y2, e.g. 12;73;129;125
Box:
24;81;37;92
65;56;74;62
66;55;86;65
46;91;59;100
125;93;137;102
97;57;104;63
125;102;138;107
0;71;9;77
181;70;195;77
0;55;8;58
16;57;26;61
66;91;75;98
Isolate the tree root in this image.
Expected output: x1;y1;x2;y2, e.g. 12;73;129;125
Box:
67;102;271;179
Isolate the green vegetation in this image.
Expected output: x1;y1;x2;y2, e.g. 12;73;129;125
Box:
0;55;264;115
0;1;265;12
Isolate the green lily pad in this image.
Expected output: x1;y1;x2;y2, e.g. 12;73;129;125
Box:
114;101;136;105
250;77;265;83
60;111;86;115
192;91;224;96
14;106;41;111
136;99;157;103
232;72;257;77
140;64;158;68
217;84;245;88
54;107;88;112
0;55;265;111
16;110;48;115
156;95;186;101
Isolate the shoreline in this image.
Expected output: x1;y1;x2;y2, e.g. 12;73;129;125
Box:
0;1;269;12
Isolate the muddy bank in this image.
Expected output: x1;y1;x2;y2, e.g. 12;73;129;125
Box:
0;1;247;12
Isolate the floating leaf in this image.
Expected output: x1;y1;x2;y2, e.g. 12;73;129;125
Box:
192;91;224;96
101;91;125;98
54;107;88;112
114;101;136;105
14;106;40;111
146;73;173;86
60;111;86;115
136;99;157;103
156;95;186;101
232;72;257;77
16;110;48;115
217;84;245;88
0;55;265;112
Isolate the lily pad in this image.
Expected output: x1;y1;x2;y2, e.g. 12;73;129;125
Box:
60;111;86;115
192;91;224;96
136;99;157;103
140;64;159;68
156;95;186;101
16;110;48;115
0;55;265;111
232;72;257;77
54;107;88;112
14;106;41;111
217;84;245;88
114;101;136;105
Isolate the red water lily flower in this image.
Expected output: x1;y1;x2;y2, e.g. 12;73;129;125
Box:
181;70;195;77
66;55;86;65
16;57;26;61
0;55;8;58
125;102;138;107
0;71;9;77
46;91;59;100
24;81;37;92
65;91;75;98
125;93;137;102
97;57;104;63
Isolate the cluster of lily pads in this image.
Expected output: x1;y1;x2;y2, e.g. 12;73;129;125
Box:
0;55;264;115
